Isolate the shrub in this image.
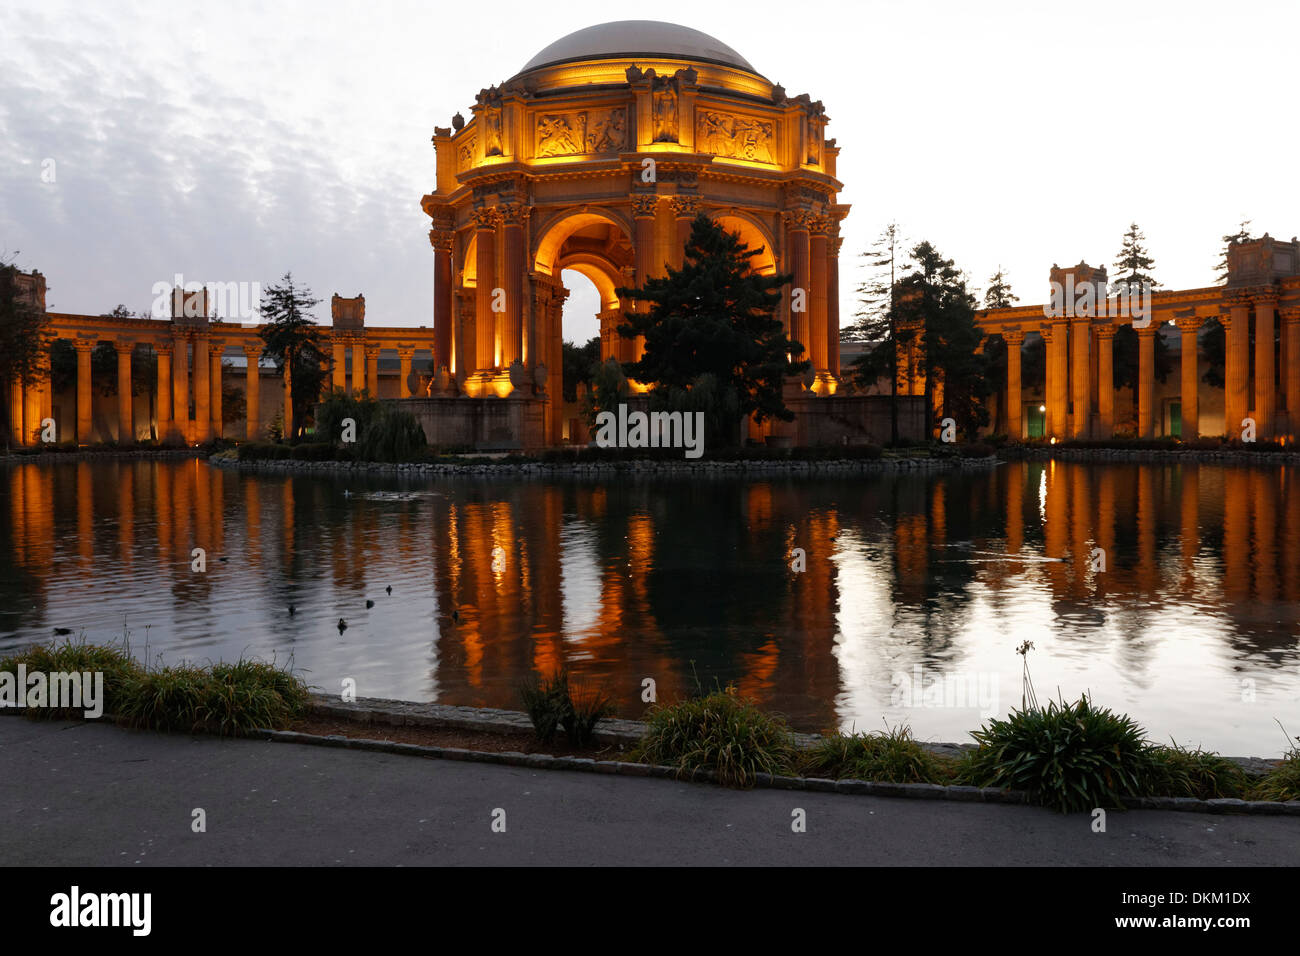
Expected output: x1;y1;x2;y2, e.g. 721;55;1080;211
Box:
961;694;1153;813
1249;739;1300;802
359;406;427;462
290;441;334;461
562;680;614;748
800;726;955;784
634;686;797;788
1142;743;1250;799
237;441;290;461
959;442;995;458
518;669;613;747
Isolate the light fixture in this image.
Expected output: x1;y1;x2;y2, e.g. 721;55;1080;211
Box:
1039;405;1046;412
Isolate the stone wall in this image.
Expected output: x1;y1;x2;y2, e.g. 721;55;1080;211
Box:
392;396;547;451
789;394;926;446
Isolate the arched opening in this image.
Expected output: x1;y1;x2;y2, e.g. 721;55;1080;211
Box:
711;213;777;276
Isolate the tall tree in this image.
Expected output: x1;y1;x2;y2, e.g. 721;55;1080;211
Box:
1111;222;1159;294
616;214;808;437
257;273;328;439
561;335;601;402
895;242;990;439
983;267;1018;309
1215;219;1252;284
845;222;908;443
0;259;54;448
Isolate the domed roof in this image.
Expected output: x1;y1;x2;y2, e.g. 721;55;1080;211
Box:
518;20;758;75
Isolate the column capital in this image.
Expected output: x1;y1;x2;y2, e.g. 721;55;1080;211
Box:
113;338;135;354
1039;318;1067;342
1002;328;1027;345
364;343;382;358
1251;286;1280;307
1135;324;1159;338
1094;324;1118;340
241;340;263;356
809;214;835;237
498;202;528;225
428;228;455;253
1175;314;1204;333
73;337;97;353
470;207;501;230
1223;287;1256;308
782;209;813;231
1279;305;1300;324
667;195;700;219
630;194;659;219
395;344;416;357
152;338;174;355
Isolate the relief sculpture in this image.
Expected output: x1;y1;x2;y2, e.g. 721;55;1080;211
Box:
536;108;627;157
696;111;775;164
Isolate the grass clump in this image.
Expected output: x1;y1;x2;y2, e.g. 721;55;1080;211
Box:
118;655;310;736
962;694;1153;813
1248;736;1300;802
0;637;143;719
633;685;797;788
1142;742;1250;800
518;668;614;747
800;725;956;784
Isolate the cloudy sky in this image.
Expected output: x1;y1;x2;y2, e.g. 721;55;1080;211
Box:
4;0;1298;345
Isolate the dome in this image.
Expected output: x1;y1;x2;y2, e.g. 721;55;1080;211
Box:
517;20;759;76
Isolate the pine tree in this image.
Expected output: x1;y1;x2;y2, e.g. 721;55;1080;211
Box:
1111;222;1159;295
845;222;907;443
1215;219;1252;284
983;267;1018;309
257;273;329;440
616;214;808;434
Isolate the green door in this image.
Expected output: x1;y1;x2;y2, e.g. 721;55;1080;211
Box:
1026;405;1046;439
1169;402;1181;439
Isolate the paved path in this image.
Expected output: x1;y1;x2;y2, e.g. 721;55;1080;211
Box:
1;718;1294;866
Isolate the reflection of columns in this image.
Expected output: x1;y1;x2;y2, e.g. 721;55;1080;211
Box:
397;346;414;398
115;340;134;445
501;204;525;368
1176;316;1201;439
1004;329;1025;440
209;340;223;440
429;223;454;372
1179;466;1199;572
1253;288;1277;438
193;332;211;443
155;341;173;438
631;194;658;364
1224;293;1250;437
809;216;830;374
172;333;189;442
1042;321;1068;439
1137;325;1156;439
242;342;261;441
1070;318;1091;438
365;345;380;396
74;339;94;444
1095;326;1116;437
331;338;346;391
785;211;811;359
1283;308;1300;440
1004;461;1024;552
473;208;499;370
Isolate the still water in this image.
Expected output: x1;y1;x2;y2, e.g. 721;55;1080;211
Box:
2;458;1297;754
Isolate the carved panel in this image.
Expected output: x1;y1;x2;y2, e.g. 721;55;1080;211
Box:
653;86;678;143
696;111;775;164
535;108;628;157
457;136;476;172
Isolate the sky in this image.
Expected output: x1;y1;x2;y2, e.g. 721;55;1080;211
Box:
4;0;1298;346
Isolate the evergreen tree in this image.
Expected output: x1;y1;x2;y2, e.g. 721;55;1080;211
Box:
257;273;329;440
1215;220;1252;284
561;335;601;402
0;259;54;448
983;267;1018;309
616;214;808;434
843;224;908;442
1111;222;1159;295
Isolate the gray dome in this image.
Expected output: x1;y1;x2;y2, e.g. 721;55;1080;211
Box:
518;20;758;75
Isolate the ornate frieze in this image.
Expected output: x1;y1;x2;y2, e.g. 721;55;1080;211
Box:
535;108;628;157
696;110;775;164
456;136;475;172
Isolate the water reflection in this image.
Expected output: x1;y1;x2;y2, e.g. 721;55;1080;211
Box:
1;459;1297;754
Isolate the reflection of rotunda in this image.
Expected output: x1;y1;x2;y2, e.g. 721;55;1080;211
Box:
421;20;848;444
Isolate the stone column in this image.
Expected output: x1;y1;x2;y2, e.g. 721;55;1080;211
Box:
1176;316;1201;440
242;342;262;441
1137;325;1157;438
668;195;699;270
785;211;811;361
809;216;831;375
397;346;415;399
366;344;380;396
172;333;190;443
1070;317;1091;438
283;358;293;437
154;341;173;439
332;338;347;391
115;340;134;445
1224;293;1251;438
501;204;525;369
430;223;454;374
74;339;94;444
1283;307;1300;441
350;339;365;395
1042;321;1068;439
209;340;223;440
193;333;211;443
1253;288;1278;438
1096;326;1116;437
1004;329;1025;440
828;236;842;378
631;195;658;364
9;379;24;445
473;208;499;371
